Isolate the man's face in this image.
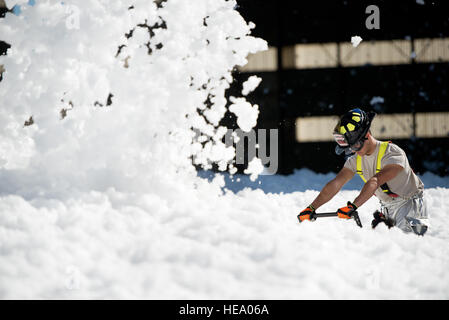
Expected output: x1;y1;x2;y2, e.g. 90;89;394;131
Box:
333;131;370;156
354;134;370;156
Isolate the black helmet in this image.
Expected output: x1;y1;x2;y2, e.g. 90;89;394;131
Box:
333;108;376;154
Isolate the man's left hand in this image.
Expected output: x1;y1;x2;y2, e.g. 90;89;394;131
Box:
337;201;357;219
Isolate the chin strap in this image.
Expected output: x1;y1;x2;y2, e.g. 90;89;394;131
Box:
335;145;355;156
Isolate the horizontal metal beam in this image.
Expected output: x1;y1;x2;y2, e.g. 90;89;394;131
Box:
295;112;449;142
239;38;449;72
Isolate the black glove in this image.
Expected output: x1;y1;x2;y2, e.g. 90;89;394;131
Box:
371;211;394;229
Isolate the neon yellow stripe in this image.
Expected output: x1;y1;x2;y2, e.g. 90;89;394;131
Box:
377;141;389;173
356;141;390;183
356;155;367;182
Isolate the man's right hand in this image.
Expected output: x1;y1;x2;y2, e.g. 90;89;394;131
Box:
297;205;316;222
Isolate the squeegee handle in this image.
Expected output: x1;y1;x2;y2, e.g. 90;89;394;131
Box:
314;212;338;218
314;211;363;228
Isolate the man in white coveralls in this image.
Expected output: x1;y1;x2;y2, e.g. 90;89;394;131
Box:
297;108;429;236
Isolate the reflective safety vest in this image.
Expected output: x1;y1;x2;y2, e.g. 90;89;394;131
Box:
356;141;399;198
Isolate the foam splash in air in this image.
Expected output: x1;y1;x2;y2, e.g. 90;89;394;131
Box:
0;0;268;197
351;35;363;47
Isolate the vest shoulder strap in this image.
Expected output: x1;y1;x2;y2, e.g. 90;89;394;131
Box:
356;141;390;181
356;141;398;197
376;141;390;173
356;156;366;182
